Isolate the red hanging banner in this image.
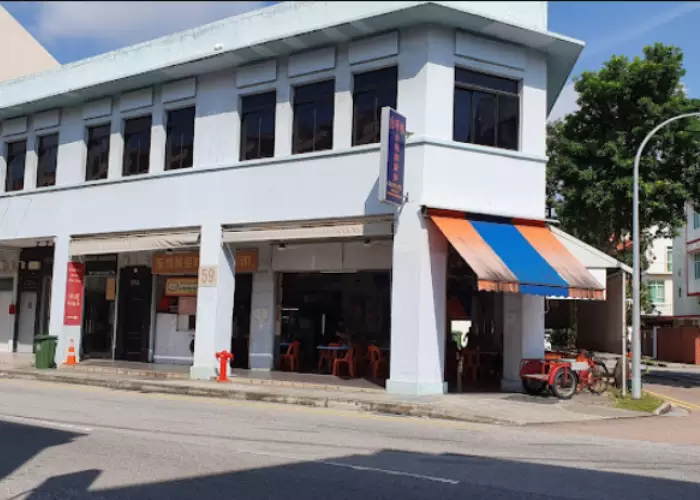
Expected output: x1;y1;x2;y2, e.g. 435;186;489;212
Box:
63;262;85;326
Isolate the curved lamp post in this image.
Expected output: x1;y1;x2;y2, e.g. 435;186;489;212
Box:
632;112;700;399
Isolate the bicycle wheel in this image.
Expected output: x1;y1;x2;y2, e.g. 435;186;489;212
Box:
550;369;578;400
587;360;609;394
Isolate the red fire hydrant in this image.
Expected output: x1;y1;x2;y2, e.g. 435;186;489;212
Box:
215;351;234;383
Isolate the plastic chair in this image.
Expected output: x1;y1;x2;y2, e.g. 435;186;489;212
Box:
367;345;388;379
317;343;340;373
280;341;301;372
332;345;357;378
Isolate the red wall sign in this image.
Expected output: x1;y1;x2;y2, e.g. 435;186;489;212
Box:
63;262;85;326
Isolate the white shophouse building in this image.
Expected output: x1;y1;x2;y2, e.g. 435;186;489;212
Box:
0;1;607;395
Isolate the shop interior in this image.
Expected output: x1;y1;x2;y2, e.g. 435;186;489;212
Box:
444;245;504;392
279;271;391;379
81;255;118;359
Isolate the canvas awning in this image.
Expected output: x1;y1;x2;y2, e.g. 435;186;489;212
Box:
222;220;393;244
70;231;199;256
430;212;604;300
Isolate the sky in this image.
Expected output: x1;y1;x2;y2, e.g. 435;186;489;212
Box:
2;1;699;121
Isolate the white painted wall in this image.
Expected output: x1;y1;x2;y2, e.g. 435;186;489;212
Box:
0;26;549;244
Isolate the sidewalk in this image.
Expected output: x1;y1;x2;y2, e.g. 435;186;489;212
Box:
0;364;651;427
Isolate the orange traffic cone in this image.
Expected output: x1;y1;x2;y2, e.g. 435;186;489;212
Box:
65;339;77;366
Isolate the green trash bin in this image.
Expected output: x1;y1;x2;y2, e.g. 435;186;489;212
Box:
34;335;58;369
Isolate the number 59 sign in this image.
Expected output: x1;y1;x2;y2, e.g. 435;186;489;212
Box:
198;266;218;287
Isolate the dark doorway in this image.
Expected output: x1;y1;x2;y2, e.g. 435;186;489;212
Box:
116;266;153;362
231;273;253;369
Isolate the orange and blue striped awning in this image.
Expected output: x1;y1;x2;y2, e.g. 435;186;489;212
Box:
431;213;604;300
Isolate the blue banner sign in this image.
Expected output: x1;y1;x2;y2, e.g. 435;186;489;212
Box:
378;107;406;206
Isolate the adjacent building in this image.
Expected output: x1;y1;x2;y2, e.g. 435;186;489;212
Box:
673;206;700;321
0;6;58;82
0;1;613;394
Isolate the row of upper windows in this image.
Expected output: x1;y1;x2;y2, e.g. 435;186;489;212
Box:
2;66;521;193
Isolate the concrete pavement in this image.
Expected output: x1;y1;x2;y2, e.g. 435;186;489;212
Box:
1;378;700;499
0;364;647;427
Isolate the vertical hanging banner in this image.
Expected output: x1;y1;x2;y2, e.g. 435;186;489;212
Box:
378;106;407;206
64;262;85;326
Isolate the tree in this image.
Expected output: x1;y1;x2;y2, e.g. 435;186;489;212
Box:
547;43;700;261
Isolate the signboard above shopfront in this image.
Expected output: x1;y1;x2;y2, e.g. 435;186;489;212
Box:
153;252;200;275
378;106;407;207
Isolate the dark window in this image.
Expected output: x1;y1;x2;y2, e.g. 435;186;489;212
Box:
240;91;276;161
292;80;334;154
5;140;26;192
453;68;520;151
352;66;398;146
36;134;58;187
123;116;152;176
165;107;195;171
86;124;110;181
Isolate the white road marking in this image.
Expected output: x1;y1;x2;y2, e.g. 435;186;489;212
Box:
0;413;94;433
245;449;460;485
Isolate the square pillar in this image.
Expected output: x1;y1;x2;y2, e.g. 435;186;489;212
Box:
48;235;81;366
248;271;276;370
501;294;545;392
190;223;235;380
386;207;448;395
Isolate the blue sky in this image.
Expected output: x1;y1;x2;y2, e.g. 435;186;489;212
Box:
3;1;699;119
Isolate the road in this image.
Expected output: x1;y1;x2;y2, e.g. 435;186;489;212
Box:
2;379;700;499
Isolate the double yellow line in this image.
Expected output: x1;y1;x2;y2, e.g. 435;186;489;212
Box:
645;389;700;411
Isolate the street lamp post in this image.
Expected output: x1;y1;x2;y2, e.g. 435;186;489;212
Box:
632;112;700;399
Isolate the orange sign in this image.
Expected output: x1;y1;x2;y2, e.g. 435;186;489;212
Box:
152;252;200;275
236;249;258;273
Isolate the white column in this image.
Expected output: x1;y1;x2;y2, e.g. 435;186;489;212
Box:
333;45;352;150
274;59;292;157
386;208;448;395
248;271;276;370
23;134;38;191
501;294;545;391
107;110;124;179
149;87;166;175
48;235;80;366
190;223;235;380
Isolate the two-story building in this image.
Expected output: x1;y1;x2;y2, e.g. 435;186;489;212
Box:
0;1;606;394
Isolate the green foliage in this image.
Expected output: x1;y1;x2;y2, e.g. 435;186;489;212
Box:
547;44;700;260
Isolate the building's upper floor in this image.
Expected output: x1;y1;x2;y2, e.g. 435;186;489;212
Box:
0;2;582;240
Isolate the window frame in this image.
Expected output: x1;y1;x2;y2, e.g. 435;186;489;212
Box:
647;279;665;305
164;105;196;171
239;90;277;161
694;211;700;229
351;65;398;147
5;139;27;192
122;114;153;176
292;78;336;155
453;66;521;151
85;123;111;182
694;253;700;280
36;132;59;188
666;246;673;273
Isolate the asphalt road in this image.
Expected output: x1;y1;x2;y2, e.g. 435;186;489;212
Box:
2;379;700;499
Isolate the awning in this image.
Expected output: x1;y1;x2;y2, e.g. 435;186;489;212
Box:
70;231;199;256
431;214;604;299
222;220;393;244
